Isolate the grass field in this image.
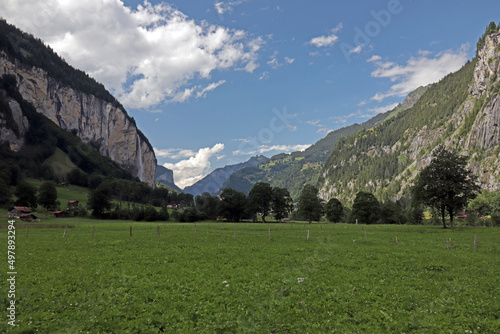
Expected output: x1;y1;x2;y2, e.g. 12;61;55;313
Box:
1;219;499;333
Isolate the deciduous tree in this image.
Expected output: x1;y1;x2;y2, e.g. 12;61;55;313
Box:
38;181;59;211
325;197;343;223
248;182;273;223
412;147;479;228
272;187;293;222
349;191;380;224
298;184;323;224
14;181;38;209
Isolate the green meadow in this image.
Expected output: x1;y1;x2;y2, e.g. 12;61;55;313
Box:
1;220;499;333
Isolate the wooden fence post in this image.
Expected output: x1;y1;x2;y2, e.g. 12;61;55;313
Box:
474;234;477;251
63;228;67;238
394;236;398;246
157;225;160;238
307;230;309;241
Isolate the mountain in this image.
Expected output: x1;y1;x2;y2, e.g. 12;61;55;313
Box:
319;25;500;202
155;165;182;192
182;155;268;197
0;20;156;187
0;74;138;183
221;87;426;199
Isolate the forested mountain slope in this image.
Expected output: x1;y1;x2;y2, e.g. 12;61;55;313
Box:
221;87;426;199
319;26;500;203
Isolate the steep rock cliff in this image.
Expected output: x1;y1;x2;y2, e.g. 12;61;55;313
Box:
0;52;157;186
0;97;29;151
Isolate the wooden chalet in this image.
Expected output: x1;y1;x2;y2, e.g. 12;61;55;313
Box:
9;206;32;218
53;211;70;218
19;213;40;222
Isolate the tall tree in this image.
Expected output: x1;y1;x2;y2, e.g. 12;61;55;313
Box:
217;188;247;222
412;147;479;228
14;181;38;209
325;197;343;223
38;181;59;210
350;191;381;224
248;182;273;223
272;187;293;222
195;192;220;220
298;184;323;224
88;184;112;218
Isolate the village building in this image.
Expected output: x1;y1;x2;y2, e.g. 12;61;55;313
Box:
53;211;70;218
8;206;32;218
19;213;40;222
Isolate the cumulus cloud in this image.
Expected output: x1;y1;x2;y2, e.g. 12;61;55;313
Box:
309;23;343;48
368;45;470;102
0;0;261;109
233;144;311;156
161;143;225;189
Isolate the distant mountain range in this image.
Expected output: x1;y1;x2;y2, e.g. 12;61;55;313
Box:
220;87;427;199
155;155;268;197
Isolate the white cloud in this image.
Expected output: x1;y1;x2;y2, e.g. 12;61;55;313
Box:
350;45;363;54
196;80;227;98
0;0;261;109
367;55;382;63
215;0;246;15
329;109;386;124
368;103;400;114
154;148;196;159
259;71;270;80
369;45;470;102
161;143;225;189
306;120;321;126
267;51;294;69
309;23;343;48
233;144;311;156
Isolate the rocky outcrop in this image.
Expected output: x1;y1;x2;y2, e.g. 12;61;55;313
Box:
0;97;29;151
156;165;182;192
0;53;157;187
471;32;500;97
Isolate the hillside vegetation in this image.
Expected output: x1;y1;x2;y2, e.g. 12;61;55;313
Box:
222;87;426;199
320;59;477;202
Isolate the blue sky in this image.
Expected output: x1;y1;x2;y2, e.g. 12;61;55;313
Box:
1;0;499;188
